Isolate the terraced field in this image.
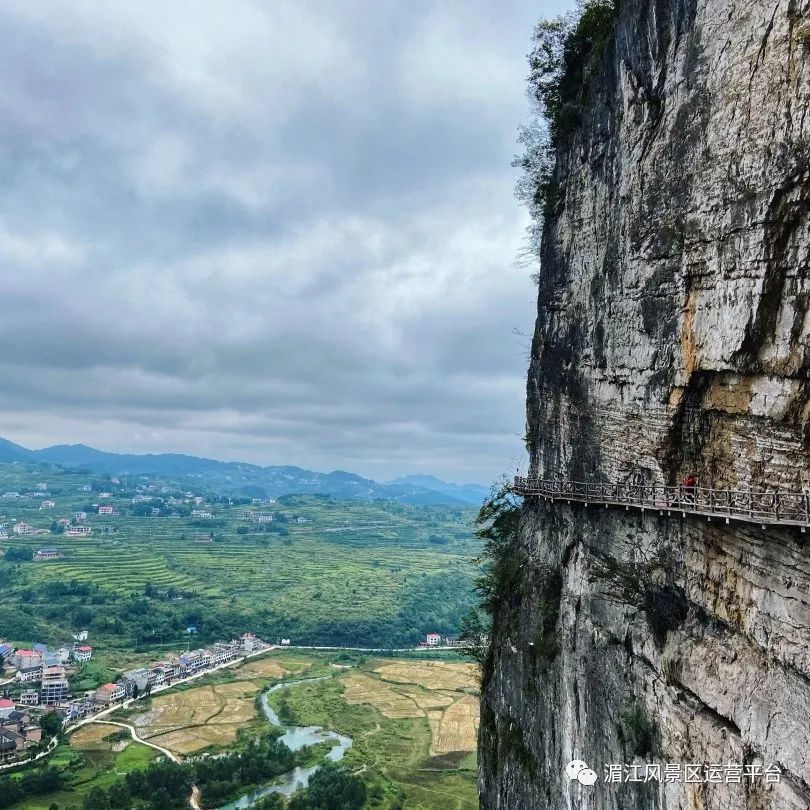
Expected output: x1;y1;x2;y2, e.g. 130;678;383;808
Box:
25;539;220;596
164;539;471;618
12;532;473;623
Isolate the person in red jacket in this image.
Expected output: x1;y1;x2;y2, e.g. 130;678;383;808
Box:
683;473;697;504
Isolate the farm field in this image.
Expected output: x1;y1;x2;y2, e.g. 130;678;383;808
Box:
123;653;324;756
0;463;484;807
122;652;479;766
131;680;262;754
262;652;480;809
0;462;481;655
2;650;478;810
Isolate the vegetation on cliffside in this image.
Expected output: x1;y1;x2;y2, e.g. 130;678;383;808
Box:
459;483;522;675
513;0;618;255
466;482;564;685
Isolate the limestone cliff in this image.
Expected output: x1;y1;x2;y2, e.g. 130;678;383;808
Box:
480;1;810;808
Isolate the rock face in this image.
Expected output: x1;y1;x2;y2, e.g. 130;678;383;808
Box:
479;2;809;809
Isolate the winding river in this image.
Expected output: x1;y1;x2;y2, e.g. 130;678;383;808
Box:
218;677;353;809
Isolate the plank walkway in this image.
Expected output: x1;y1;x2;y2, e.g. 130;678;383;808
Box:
513;477;810;530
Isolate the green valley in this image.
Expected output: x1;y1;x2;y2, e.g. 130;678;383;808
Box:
0;462;481;654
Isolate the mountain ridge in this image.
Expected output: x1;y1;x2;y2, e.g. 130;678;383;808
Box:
0;438;487;506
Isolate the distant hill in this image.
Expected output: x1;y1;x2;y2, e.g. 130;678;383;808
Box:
388;474;489;505
0;437;35;463
0;438;485;506
36;444;248;476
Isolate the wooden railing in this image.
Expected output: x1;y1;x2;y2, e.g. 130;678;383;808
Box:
513;477;810;529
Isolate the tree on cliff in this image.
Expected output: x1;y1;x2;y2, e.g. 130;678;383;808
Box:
473;482;522;619
465;482;524;678
514;0;618;257
458;607;489;664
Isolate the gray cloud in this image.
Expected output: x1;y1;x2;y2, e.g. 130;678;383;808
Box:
0;0;573;482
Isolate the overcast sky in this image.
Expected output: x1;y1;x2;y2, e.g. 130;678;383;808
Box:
0;0;573;484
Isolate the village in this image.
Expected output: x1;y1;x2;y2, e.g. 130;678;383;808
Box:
0;631;270;766
0;476;303;557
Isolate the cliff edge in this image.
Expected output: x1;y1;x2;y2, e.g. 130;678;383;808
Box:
480;1;810;808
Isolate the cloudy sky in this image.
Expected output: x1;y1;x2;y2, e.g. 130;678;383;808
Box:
0;0;572;484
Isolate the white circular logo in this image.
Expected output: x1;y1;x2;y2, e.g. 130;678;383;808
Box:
566;760;588;781
578;768;598;786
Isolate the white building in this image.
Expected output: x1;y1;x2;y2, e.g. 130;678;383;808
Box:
95;682;126;703
425;632;442;646
12;522;35;535
40;666;70;704
240;633;258;652
73;645;93;663
17;667;43;683
212;643;239;664
55;647;71;664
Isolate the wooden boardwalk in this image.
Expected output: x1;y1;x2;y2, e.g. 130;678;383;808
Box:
513;477;810;530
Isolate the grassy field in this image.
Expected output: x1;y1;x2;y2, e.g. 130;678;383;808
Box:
10;730;158;810
0;462;481;656
261;653;479;810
